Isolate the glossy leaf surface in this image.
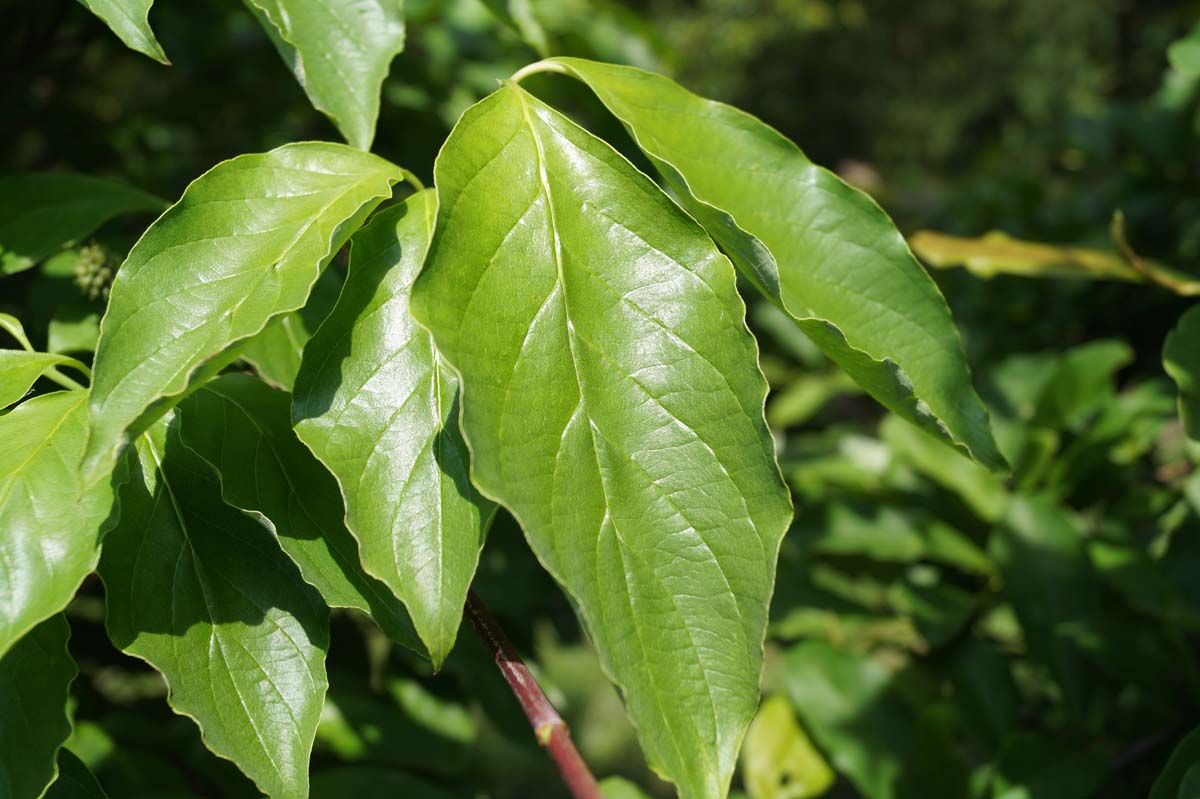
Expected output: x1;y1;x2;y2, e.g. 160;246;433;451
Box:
1165;306;1200;442
294;190;491;666
99;417;329;799
537;57;1004;470
244;0;405;150
0;173;163;276
411;84;792;799
241;269;341;390
74;0;167;63
0;615;76;799
0;392;116;658
176;374;421;651
84;142;402;484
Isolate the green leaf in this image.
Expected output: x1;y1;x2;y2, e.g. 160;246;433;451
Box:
74;0;167;62
83;142;403;485
0;350;90;409
784;640;969;799
0;391;119;658
909;229;1144;282
241;269;341;390
244;0;405;150
410;84;792;799
1165;306;1200;442
98;416;329;799
0;173;164;276
45;750;109;799
480;0;550;55
1170;24;1200;79
0;615;76;799
740;695;834;799
293;190;492;666
528;57;1005;471
1150;727;1200;799
310;766;457;799
175;373;422;652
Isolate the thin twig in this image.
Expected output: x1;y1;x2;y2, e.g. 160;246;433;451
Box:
465;590;604;799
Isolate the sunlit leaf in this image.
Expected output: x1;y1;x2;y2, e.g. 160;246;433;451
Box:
99;416;329;799
531;57;1005;471
0;350;90;409
410;83;793;799
0;173;163;276
294;190;492;666
84;142;402;485
240;269;341;390
74;0;167;63
0;392;119;657
0;615;76;799
740;695;834;799
244;0;405;150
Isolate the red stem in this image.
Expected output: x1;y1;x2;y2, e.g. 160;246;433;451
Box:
465;591;604;799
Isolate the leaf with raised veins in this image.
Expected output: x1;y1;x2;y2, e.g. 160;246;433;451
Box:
0;173;164;276
0;615;76;799
528;57;1005;471
83;142;403;485
410;84;793;799
99;415;329;799
293;190;493;667
176;373;422;652
0;391;119;658
244;0;405;150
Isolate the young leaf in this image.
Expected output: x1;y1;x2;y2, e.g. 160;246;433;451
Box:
293;190;493;667
410;84;793;799
0;392;119;658
244;0;405;150
0;615;76;799
240;269;342;390
0;350;90;409
1164;306;1200;442
83;142;403;485
45;749;110;799
526;57;1006;471
99;416;329;799
175;373;422;652
74;0;168;63
0;173;164;276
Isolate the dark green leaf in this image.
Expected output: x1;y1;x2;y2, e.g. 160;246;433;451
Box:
1153;727;1200;799
0;615;76;799
99;416;329;799
0;173;163;276
176;373;422;652
293;190;492;666
410;83;793;799
1165;307;1200;442
45;749;109;799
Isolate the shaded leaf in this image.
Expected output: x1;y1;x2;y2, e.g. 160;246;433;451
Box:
45;749;109;799
1153;727;1200;799
293;190;492;666
740;695;834;799
310;766;458;799
784;640;969;799
99;416;329;799
0;391;119;657
176;373;422;651
244;0;405;150
0;173;163;276
241;268;342;390
410;84;792;799
480;0;549;55
1165;306;1200;442
84;142;402;485
534;57;1005;471
0;615;76;799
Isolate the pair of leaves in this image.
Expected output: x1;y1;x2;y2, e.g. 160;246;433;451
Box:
74;0;404;150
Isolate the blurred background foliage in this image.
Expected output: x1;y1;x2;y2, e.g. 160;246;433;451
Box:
6;0;1200;797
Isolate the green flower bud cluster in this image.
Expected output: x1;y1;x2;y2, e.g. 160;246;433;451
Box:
73;243;114;301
